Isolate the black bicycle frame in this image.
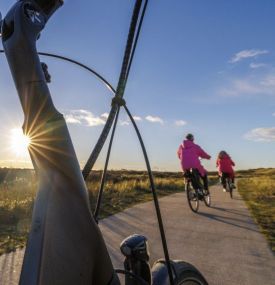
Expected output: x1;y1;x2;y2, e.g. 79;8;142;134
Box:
2;1;118;284
1;1;209;284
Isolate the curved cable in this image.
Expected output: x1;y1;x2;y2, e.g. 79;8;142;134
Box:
93;0;149;224
123;105;174;285
125;0;148;82
82;0;143;180
1;3;175;280
0;49;115;93
93;107;120;221
38;52;116;93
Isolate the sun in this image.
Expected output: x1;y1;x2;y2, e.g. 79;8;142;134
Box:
10;128;31;157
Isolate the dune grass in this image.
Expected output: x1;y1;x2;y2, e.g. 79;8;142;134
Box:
1;167;274;255
87;175;187;219
238;175;275;253
0;180;36;255
0;170;195;255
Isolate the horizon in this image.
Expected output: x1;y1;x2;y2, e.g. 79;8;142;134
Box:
0;166;274;173
1;1;275;171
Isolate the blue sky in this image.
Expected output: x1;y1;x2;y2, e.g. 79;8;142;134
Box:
1;0;275;171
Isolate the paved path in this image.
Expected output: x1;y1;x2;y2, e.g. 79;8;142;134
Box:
1;185;275;284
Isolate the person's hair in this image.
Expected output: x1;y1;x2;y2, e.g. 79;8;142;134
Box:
186;133;194;141
218;150;229;159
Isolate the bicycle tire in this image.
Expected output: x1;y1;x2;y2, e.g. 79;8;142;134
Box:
175;262;208;285
176;271;208;285
186;182;199;213
226;178;233;199
229;185;233;199
203;190;211;207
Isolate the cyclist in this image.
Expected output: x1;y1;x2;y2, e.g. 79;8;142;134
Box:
177;133;211;191
216;150;236;192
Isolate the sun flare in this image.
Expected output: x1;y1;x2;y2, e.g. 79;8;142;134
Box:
10;128;31;156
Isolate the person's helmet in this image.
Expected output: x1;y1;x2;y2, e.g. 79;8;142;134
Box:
186;133;194;141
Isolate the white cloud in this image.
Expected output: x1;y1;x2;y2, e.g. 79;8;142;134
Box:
120;120;130;126
64;115;81;124
272;113;275;117
219;73;275;97
101;112;109;119
261;75;275;87
219;80;261;97
145;115;164;124
230;49;269;63
249;62;267;69
133;116;142;121
244;127;275;142
175;120;187;126
64;109;106;127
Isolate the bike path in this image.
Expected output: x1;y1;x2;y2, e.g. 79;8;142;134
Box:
101;185;275;285
1;185;275;285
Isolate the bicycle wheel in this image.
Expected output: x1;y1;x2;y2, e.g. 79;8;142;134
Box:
186;182;199;213
203;189;211;207
175;262;208;285
176;272;208;285
226;179;233;199
229;182;233;199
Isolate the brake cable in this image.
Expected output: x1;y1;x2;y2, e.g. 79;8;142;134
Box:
81;0;143;180
0;1;175;283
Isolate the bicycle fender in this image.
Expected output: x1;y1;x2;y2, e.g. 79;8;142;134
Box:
152;259;208;285
151;259;170;285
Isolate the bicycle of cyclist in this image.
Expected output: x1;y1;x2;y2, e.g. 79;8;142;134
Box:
1;1;209;284
184;169;211;213
221;173;234;199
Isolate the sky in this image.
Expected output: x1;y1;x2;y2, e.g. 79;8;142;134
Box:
0;0;275;171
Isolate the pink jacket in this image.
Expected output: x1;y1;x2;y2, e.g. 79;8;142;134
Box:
177;140;211;176
216;154;235;176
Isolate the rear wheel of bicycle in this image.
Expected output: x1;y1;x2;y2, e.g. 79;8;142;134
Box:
229;185;233;199
186;182;199;213
176;272;208;284
226;179;233;199
203;189;211;207
175;262;208;285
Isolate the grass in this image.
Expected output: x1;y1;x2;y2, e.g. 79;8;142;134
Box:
2;170;215;255
238;174;275;253
87;175;187;219
0;180;36;255
2;167;274;256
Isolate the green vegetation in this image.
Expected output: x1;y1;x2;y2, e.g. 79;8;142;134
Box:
0;179;36;255
237;169;275;253
1;169;215;255
88;172;191;219
3;167;275;255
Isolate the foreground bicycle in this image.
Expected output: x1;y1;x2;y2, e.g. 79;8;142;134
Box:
184;169;211;213
1;1;208;284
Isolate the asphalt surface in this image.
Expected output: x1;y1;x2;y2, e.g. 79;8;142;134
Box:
1;185;275;285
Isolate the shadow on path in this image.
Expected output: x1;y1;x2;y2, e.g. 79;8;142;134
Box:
198;211;259;233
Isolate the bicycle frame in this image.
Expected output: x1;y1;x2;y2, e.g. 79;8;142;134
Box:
2;1;118;284
185;169;211;213
1;1;209;284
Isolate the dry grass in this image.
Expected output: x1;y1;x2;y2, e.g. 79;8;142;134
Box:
0;170;194;254
238;175;275;253
87;176;186;219
0;180;36;255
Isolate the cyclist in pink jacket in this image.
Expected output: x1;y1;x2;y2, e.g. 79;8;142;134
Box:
177;134;211;190
216;151;236;191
